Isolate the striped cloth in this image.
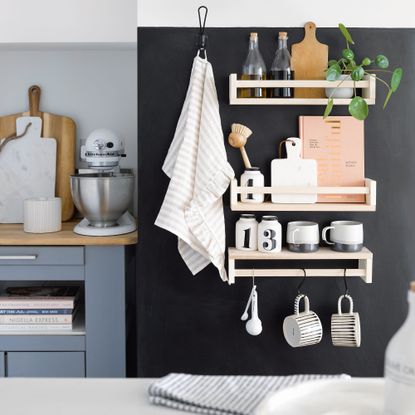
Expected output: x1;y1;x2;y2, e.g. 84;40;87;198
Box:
155;54;234;281
148;373;350;415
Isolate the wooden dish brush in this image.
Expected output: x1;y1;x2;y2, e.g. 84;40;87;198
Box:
228;123;253;168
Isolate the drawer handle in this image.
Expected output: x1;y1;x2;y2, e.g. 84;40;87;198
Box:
0;255;38;260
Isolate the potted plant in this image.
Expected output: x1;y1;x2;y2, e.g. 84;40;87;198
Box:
324;23;403;120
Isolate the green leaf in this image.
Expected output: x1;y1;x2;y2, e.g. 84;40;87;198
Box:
351;66;364;81
342;48;355;61
383;89;393;109
324;98;334;118
345;60;356;71
361;57;371;66
338;23;355;45
375;54;389;69
326;64;341;81
391;67;403;92
348;96;369;120
328;59;337;67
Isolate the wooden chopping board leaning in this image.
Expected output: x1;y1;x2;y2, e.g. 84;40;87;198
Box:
0;86;76;221
291;22;329;98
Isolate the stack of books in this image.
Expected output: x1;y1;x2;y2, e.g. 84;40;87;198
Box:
0;286;80;332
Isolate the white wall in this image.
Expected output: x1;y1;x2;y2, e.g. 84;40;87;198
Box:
138;0;415;27
0;0;137;43
0;45;137;212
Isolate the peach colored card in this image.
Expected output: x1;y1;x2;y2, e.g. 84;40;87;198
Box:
299;116;365;203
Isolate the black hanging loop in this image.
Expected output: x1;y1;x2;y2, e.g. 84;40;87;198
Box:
343;268;349;295
196;5;208;58
297;269;307;294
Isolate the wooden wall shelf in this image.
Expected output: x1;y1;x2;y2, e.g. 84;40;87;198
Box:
228;247;373;284
229;74;376;105
230;179;376;212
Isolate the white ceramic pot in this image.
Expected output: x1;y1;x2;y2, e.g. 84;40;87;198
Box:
257;216;282;253
325;74;353;99
235;214;258;251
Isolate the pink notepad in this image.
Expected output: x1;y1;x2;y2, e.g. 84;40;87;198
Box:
299;116;365;203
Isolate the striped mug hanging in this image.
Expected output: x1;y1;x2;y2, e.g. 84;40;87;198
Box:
331;294;361;347
283;294;323;347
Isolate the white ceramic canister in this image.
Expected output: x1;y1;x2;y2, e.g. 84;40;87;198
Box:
235;214;258;251
258;215;282;253
240;167;264;203
23;197;62;233
384;282;415;414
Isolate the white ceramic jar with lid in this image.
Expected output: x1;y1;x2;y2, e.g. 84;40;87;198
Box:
258;215;282;253
240;167;264;203
235;214;258;251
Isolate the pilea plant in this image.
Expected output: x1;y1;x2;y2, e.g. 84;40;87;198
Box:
324;23;403;120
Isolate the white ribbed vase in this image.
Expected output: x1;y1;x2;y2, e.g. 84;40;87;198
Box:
23;197;62;233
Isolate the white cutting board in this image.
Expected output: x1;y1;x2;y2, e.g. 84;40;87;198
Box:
0;117;56;223
271;137;317;203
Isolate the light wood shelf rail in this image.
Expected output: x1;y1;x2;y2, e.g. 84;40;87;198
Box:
229;74;376;105
228;247;373;285
230;179;376;212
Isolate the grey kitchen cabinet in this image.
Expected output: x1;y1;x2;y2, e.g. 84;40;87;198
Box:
7;352;85;378
0;223;137;378
0;352;4;377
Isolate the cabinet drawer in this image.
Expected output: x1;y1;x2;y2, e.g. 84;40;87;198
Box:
0;247;84;266
7;352;85;377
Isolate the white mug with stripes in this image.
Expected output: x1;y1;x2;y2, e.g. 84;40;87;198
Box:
331;294;361;347
283;294;323;347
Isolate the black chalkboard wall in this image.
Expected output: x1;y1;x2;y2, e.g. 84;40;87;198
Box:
137;27;415;377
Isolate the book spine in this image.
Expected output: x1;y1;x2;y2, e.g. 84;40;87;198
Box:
0;315;72;324
0;324;72;331
0;309;73;315
0;301;74;309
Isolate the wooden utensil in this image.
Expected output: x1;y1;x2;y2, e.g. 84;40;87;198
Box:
0;86;76;221
291;22;328;98
228;123;253;168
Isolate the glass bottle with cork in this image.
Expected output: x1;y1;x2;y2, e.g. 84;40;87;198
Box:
239;32;267;98
270;32;294;98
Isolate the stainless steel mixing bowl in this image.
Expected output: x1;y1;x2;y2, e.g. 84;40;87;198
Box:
70;171;134;227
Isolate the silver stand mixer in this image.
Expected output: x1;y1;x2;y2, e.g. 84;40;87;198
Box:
70;129;136;236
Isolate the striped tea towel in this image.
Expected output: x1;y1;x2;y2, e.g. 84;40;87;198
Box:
148;373;350;415
155;54;234;282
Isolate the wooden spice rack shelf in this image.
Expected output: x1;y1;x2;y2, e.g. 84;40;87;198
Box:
229;74;376;105
228;247;373;284
230;179;376;212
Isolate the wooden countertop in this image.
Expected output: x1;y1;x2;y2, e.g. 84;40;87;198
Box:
0;222;138;246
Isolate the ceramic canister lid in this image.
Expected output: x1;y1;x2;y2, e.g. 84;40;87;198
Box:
240;214;256;220
262;215;278;221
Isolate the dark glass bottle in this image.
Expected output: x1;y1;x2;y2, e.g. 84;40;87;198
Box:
239;32;267;98
270;32;294;98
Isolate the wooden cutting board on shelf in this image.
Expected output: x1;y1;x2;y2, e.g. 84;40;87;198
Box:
0;86;76;221
271;137;317;204
291;22;328;98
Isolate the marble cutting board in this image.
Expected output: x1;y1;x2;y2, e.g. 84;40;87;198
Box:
0;117;57;223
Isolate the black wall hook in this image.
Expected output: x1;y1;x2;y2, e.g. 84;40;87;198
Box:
297;269;307;294
196;5;208;54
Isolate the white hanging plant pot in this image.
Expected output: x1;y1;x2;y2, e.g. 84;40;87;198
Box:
325;74;354;99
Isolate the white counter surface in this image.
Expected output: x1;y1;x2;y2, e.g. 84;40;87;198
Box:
0;378;181;415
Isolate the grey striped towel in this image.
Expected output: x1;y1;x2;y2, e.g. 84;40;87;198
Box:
155;54;234;282
148;373;350;415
